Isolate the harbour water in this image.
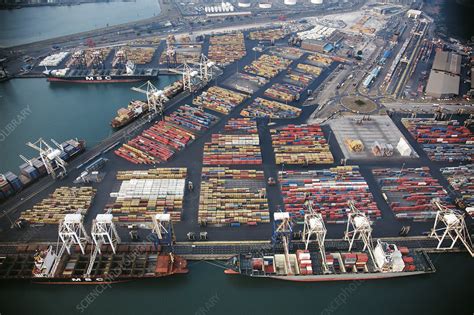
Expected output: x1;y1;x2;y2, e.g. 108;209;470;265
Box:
0;0;161;47
427;0;474;42
0;253;472;314
0;77;178;174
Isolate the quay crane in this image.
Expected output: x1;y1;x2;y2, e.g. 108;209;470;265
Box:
24;138;68;179
272;212;293;275
167;54;221;92
302;200;329;274
131;80;169;116
152;213;175;247
34;213;90;278
344;201;379;271
86;212;121;276
430;200;474;257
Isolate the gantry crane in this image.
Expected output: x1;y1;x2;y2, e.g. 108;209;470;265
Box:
26;138;67;179
302;200;329;273
344;201;379;270
272;212;293;275
86;212;121;276
430;200;473;257
152;213;174;247
131;81;169;116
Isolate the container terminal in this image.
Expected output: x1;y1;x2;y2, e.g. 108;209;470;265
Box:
0;2;473;283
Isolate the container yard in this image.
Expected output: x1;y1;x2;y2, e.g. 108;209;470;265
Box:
192;86;248;115
441;165;474;218
373;167;453;221
113;47;156;66
198;167;270;226
279;166;381;224
285;72;314;88
329;116;418;160
270;47;304;60
208;32;246;66
224;118;257;134
107;168;187;223
401;118;474;162
240;97;301;119
114;120;196;164
223;72;268;94
271;124;334;165
264;82;304;103
296;63;323;76
19;187;96;224
249;28;286;41
166;105;219;132
39;52;70;67
160;44;202;65
306;53;333;68
203;134;262;165
243;54;292;79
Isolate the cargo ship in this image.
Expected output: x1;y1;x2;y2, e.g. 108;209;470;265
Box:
110;80;184;129
225;240;436;282
111;100;149;129
0;139;85;203
43;61;159;83
0;245;188;284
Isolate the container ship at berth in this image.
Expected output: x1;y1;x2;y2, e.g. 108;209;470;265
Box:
0;245;188;284
43;61;159;83
0;213;188;284
110;80;184;129
225;207;436;282
0;139;85;203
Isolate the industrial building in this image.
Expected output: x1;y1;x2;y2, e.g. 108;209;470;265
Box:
301;39;333;53
406;9;422;19
425;51;462;99
425;70;460;99
432;51;462;75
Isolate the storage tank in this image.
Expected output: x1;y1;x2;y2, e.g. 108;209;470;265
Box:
284;0;297;5
258;2;272;8
238;0;251;8
310;0;323;4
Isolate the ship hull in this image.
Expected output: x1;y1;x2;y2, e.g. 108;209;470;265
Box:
226;270;430;282
30;271;188;285
47;77;149;83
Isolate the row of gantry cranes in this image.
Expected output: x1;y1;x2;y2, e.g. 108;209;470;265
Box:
272;199;473;274
131;54;220;117
36;198;473;278
36;211;174;278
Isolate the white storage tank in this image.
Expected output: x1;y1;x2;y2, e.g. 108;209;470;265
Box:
284;0;297;5
238;0;251;8
310;0;323;4
258;2;272;8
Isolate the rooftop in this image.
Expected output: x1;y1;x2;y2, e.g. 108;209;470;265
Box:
425;70;460;97
432;51;462;76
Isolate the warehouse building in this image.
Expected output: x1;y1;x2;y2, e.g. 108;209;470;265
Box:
425;50;462;99
301;39;328;53
407;9;422;19
425;70;460;99
432;51;462;75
